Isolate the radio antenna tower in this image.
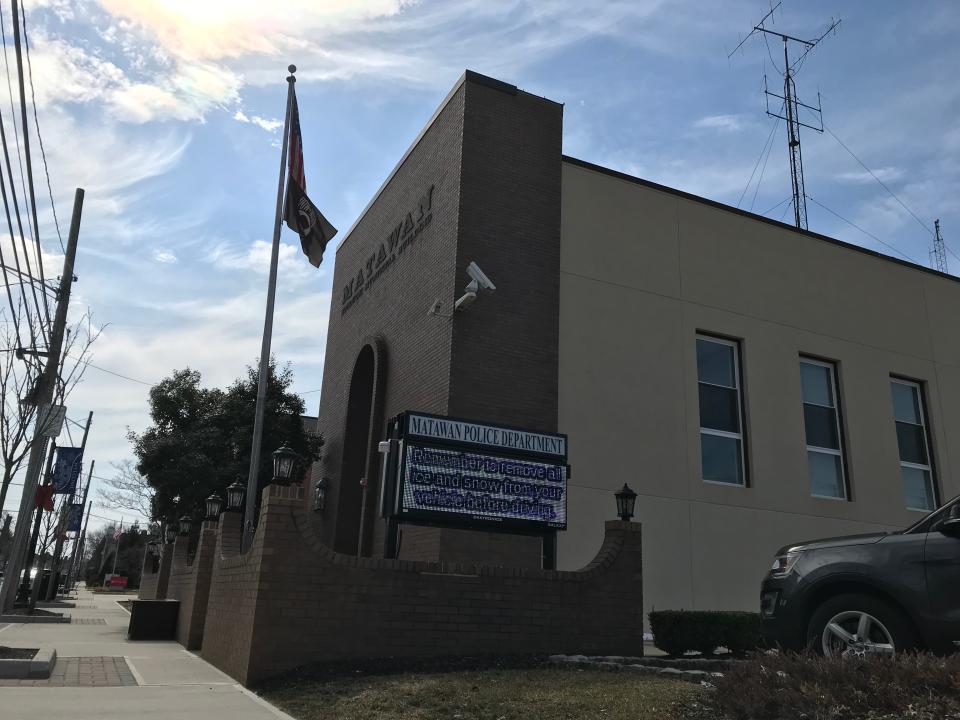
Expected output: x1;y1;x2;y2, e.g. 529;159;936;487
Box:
931;219;948;273
729;3;841;230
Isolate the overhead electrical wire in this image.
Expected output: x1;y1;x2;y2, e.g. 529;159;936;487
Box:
10;0;53;333
19;3;62;252
0;1;46;348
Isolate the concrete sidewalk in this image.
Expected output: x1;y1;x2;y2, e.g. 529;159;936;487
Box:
0;588;295;720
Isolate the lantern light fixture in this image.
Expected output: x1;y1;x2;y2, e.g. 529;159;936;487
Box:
226;480;245;511
272;445;300;485
205;493;223;520
615;484;638;522
178;515;192;536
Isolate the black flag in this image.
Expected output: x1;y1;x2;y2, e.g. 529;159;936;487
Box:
283;90;337;267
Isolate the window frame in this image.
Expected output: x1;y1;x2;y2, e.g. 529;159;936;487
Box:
799;356;849;501
696;333;748;487
890;376;939;512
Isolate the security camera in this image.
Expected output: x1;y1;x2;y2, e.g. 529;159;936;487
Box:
454;291;477;312
466;262;496;292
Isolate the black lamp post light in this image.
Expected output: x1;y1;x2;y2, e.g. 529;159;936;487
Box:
178;515;192;536
205;493;223;520
615;483;637;522
164;525;177;544
272;444;300;486
226;480;246;512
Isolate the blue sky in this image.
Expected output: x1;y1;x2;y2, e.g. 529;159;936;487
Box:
4;0;957;530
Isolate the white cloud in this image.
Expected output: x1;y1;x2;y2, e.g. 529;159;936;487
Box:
836;167;903;184
207;239;325;287
693;114;744;133
234;110;283;133
152;249;177;263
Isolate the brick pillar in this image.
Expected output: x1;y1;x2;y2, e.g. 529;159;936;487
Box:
155;542;173;599
218;511;243;557
172;519;219;650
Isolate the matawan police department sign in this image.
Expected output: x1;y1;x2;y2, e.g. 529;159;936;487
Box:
387;412;569;533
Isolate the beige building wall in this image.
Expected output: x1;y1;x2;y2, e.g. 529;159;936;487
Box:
557;158;960;618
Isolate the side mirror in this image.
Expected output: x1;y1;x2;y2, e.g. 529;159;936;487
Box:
940;517;960;538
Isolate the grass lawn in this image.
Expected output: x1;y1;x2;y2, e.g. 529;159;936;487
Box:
260;667;701;720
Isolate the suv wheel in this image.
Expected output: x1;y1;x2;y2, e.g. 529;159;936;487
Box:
806;593;916;657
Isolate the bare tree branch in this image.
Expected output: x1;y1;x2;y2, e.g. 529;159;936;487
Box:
96;460;153;519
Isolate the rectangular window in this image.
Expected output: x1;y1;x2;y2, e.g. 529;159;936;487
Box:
890;379;937;511
800;359;847;499
696;335;746;485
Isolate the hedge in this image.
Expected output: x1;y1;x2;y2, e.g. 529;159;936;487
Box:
649;610;763;656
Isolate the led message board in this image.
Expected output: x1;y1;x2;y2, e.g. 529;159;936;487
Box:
385;412;568;533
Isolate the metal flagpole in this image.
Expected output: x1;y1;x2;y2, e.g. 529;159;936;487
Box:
242;65;297;552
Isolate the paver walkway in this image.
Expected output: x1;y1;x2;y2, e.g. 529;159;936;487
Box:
0;588;295;720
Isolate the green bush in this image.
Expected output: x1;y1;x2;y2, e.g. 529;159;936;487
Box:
709;652;960;720
649;610;762;656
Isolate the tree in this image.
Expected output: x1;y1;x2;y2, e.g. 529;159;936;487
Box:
97;460;153;518
0;303;103;514
128;358;321;524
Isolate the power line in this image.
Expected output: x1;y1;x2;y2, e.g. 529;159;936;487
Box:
760;196;791;216
806;194;917;264
65;353;154;386
19;2;62;252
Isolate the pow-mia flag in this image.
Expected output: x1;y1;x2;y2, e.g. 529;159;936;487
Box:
283;89;337;267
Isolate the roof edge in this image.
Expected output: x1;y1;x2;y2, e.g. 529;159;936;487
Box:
562;154;956;285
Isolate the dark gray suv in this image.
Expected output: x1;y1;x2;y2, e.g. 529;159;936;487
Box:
760;495;960;656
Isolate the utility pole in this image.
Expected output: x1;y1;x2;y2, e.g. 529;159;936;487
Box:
45;413;92;600
17;440;54;603
0;188;84;614
930;219;948;274
63;459;93;593
729;3;840;230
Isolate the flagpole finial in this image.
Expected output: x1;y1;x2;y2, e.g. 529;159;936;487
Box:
288;64;297;74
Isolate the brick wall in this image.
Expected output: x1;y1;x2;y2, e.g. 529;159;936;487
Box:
165;521;217;650
314;71;564;568
138;543;172;600
201;484;643;686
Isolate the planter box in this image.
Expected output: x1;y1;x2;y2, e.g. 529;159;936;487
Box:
0;648;56;679
128;599;179;640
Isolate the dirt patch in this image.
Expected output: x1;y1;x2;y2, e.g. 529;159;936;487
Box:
0;647;37;660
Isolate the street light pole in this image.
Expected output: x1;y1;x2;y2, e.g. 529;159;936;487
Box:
0;188;84;614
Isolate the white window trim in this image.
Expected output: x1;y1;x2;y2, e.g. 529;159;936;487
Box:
696;334;746;486
891;378;937;512
800;358;847;500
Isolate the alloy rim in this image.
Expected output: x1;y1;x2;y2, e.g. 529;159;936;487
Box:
821;610;895;657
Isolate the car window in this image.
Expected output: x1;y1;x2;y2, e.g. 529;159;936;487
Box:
906;496;960;534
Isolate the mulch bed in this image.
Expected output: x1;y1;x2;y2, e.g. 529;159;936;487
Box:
0;646;37;660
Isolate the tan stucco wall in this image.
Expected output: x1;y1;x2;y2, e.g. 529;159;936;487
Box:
557;159;960;617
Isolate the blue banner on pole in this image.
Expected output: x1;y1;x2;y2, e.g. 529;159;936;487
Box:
67;502;84;532
52;447;84;494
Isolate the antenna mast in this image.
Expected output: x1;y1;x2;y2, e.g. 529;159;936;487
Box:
931;219;948;273
730;3;840;230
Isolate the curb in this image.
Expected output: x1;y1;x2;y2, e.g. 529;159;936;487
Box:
0;647;57;679
0;614;71;624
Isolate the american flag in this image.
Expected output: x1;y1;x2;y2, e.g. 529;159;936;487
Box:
113;520;123;540
283;85;337;267
287;92;305;190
